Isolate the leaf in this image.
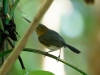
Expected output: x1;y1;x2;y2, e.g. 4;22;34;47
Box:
0;18;4;43
0;50;11;58
9;0;20;20
28;70;55;75
0;18;4;31
22;69;29;75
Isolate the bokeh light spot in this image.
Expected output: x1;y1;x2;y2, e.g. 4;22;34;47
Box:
61;9;84;38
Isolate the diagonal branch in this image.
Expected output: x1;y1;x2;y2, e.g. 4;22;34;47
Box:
0;0;54;75
0;48;88;75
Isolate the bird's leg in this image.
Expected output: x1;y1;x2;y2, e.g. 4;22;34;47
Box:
47;49;61;61
44;50;51;57
44;49;61;62
56;49;61;62
44;50;53;57
58;48;61;59
44;50;54;57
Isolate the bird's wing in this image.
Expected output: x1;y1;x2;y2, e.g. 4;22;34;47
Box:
38;30;63;47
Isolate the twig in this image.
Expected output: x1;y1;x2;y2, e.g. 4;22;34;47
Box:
0;48;88;75
24;48;87;75
6;38;25;70
0;0;53;75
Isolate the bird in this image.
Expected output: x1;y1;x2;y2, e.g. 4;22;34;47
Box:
23;17;81;58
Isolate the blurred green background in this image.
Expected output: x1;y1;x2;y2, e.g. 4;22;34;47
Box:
8;0;100;75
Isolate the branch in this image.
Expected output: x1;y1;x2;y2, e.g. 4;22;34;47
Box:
0;48;88;75
0;0;54;75
6;38;25;70
24;48;87;75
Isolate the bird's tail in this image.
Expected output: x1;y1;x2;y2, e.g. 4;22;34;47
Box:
63;43;81;54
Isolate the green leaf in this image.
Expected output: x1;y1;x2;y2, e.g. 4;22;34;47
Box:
9;0;20;20
3;0;20;24
0;50;12;58
28;70;55;75
0;18;4;31
0;18;4;43
22;69;29;75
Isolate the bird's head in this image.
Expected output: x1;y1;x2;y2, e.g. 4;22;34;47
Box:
36;24;49;37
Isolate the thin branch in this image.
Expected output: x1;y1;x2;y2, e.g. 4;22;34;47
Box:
6;38;14;48
0;48;88;75
24;48;87;75
6;38;25;70
17;56;25;70
0;0;54;75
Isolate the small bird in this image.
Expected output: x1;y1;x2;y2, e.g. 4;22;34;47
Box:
23;17;81;58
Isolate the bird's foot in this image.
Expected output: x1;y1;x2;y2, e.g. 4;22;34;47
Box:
56;55;60;62
56;49;61;62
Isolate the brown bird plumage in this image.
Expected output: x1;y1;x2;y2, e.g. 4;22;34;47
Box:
23;17;81;57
